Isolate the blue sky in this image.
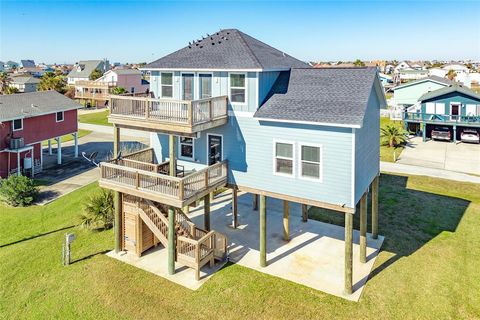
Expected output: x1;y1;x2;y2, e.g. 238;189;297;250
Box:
0;0;479;64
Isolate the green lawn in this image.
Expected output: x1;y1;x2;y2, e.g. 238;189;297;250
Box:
78;110;111;126
1;176;479;319
41;129;92;147
380;117;405;162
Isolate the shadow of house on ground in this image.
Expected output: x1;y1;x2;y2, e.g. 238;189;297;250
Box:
0;225;77;248
308;173;470;281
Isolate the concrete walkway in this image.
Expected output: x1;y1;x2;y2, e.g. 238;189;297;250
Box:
380;161;480;184
79;123;150;139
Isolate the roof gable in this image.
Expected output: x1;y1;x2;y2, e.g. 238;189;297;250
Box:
393;76;455;90
145;29;309;70
67;60;103;78
419;85;480;102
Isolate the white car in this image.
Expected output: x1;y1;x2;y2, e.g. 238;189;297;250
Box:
461;129;480;144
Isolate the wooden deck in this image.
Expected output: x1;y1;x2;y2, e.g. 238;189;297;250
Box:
108;95;228;136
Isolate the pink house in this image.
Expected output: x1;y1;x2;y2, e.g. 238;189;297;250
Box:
98;69;149;94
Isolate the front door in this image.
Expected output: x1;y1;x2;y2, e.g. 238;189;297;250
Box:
182;73;194;100
451;104;460;120
208;135;222;165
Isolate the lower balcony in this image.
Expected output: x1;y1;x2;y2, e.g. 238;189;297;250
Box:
404;112;480;126
99;148;228;208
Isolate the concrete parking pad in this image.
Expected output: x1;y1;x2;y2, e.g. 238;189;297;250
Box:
108;190;383;301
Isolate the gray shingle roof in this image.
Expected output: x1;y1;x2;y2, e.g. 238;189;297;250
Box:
393;75;455;90
20;60;36;68
11;76;40;84
0;91;82;121
111;68;142;75
418;85;480;102
145;29;309;70
254;67;379;127
67;60;104;79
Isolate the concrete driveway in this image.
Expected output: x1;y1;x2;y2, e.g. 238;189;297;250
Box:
397;137;480;175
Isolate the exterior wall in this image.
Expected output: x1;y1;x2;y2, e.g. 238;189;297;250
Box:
354;86;380;204
421;92;480;116
0;142;41;178
258;71;280;104
151;113;355;208
116;74;149;93
68;76;89;85
393;80;447;107
12;82;38;93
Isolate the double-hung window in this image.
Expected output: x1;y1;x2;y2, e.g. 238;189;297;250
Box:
13;119;23;131
230;73;246;103
179;137;194;160
161;72;173;98
56;111;64;122
199;74;212;99
274;141;294;176
299;144;322;180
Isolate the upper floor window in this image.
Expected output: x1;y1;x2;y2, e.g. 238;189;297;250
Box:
299;144;322;181
56;111;64;122
179;137;194;160
161;72;173;98
230;73;246;104
13;119;23;131
274;141;294;176
199;74;212;99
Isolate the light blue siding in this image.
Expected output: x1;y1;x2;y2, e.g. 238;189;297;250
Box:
421;92;480;116
258;71;280;105
354;84;381;204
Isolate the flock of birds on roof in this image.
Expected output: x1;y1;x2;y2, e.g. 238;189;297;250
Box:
188;30;230;49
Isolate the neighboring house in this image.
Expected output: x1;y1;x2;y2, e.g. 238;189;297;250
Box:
10;76;40;93
442;63;469;76
397;69;429;82
99;29;385;295
393;76;455;109
384;64;395;74
74;68;149;107
428;67;447;78
0;62;4;72
20;60;36;68
67;59;110;85
404;85;480;142
393;61;412;73
379;73;393;85
410;61;427;70
0;91;82;178
5;61;19;70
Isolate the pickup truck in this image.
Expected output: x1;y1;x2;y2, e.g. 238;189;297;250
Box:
431;126;451;141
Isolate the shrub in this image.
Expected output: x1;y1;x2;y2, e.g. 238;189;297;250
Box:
381;124;409;148
80;189;114;230
0;175;39;207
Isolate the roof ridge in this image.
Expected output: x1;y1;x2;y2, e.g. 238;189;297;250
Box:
235;29;263;69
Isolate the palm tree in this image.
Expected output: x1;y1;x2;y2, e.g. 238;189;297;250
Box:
81;189;114;229
0;72;11;93
111;86;127;95
4;86;19;94
89;68;103;80
447;69;457;81
381;124;409;148
353;59;365;67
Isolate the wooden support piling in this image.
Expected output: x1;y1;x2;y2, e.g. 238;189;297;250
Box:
169;135;176;177
232;188;238;228
253;194;258;211
283;200;289;241
113;125;122;253
302;204;308;222
344;211;353;295
360;192;367;264
204;194;210;231
372;175;379;239
168;207;175;275
260;195;267;267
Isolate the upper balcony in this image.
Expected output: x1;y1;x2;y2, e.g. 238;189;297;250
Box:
108;95;228;136
404;112;480;126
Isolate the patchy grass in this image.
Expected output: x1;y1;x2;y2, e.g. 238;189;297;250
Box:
78;110;111;126
41;129;92;146
1;176;479;319
380;117;406;162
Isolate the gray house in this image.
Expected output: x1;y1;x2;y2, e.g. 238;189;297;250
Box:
10;76;40;93
67;59;109;85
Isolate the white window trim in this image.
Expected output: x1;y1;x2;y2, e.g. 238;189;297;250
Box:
160;72;174;99
298;142;323;183
228;72;248;105
198;72;213;99
56;111;64;123
180;72;195;101
272;139;295;178
12;118;23;131
206;133;224;164
178;136;195;161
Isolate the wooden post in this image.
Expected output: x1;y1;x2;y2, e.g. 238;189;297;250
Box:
209;191;214;202
168;207;175;275
252;194;258;211
283;200;289;241
360;192;367;264
372;175;379;239
204;194;210;231
422;122;426;142
169;135;176;177
344;211;353;295
302;204;308;222
113;125;122;254
232;188;238;228
260;195;267;267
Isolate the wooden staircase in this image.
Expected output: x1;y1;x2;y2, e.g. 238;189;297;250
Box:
135;198;228;280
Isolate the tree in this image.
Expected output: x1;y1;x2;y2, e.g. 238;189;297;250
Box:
0;72;11;93
38;72;67;93
446;69;457;81
89;68;103;80
4;86;19;94
353;59;365;67
80;189;114;229
64;86;75;99
431;62;442;68
111;86;126;95
381;124;409;148
0;175;39;207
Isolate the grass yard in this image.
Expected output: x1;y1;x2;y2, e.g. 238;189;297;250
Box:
380;116;405;162
78;110;111;126
41;129;92;147
1;175;479;319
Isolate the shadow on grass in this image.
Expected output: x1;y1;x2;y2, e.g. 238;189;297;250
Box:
71;249;111;264
0;225;77;248
308;173;469;281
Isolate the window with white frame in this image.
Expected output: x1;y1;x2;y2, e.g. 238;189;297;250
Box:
230;73;246;103
274;141;294;176
161;72;173;98
13;119;23;131
300;144;322;180
179;137;194;160
56;111;64;122
199;74;212;99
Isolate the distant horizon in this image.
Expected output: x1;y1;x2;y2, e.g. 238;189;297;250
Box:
1;1;479;64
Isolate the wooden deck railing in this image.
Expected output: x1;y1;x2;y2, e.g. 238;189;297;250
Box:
76;80;117;88
100;160;228;202
109;95;228;126
404;112;480;124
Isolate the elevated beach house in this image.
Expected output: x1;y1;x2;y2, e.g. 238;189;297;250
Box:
99;29;385;295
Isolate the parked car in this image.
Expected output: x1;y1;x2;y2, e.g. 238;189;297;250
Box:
461;129;480;144
431;126;451;141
